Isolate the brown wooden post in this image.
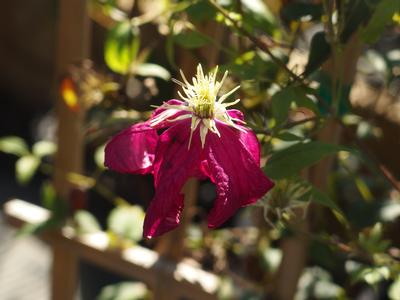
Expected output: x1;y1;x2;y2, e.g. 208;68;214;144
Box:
52;0;91;299
271;34;362;300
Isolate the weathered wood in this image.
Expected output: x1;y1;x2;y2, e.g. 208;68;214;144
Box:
51;243;79;300
3;199;220;300
52;2;91;299
53;0;91;199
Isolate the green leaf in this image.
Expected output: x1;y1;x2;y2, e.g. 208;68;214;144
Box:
107;205;145;242
32;140;57;158
41;181;57;210
74;210;101;234
94;144;106;170
134;63;171;81
173;31;209;49
309;187;341;214
0;136;29;156
17;218;61;236
97;282;149;300
303;31;330;77
241;0;276;35
264;141;347;180
361;0;399;44
271;89;293;125
271;87;319;125
389;276;400;300
275;132;303;142
16;155;40;184
186;1;216;21
105;20;140;74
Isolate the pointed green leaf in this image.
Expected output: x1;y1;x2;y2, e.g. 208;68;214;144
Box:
94;144;106;170
105;20;140;74
107;205;145;242
41;181;57;210
74;210;102;234
271;88;293;125
0;136;29;157
272;87;319;126
16;155;40;184
265;141;348;180
134;63;171;81
32;140;57;158
303;31;330;76
361;0;399;44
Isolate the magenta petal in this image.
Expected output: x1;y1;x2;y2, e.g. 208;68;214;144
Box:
143;120;203;238
205;124;274;228
227;109;244;121
104;123;158;174
237;126;261;165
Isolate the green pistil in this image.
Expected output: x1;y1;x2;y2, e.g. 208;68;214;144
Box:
195;102;213;118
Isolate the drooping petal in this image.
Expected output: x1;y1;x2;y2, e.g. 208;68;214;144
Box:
226;109;260;164
204;124;274;228
104;122;158;174
236;126;261;165
143;119;203;238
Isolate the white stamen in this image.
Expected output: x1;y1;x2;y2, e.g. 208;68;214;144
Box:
151;64;245;149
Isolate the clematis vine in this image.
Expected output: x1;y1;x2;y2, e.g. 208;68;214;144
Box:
105;64;274;238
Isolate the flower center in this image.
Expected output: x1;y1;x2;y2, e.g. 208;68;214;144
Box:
152;64;247;149
192;88;215;118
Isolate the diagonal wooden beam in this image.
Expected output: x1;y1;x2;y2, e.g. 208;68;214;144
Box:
3;199;220;300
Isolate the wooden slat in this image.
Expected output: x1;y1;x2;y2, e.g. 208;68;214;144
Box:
3;199;220;300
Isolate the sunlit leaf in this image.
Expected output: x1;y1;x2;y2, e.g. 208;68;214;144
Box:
74;210;102;234
241;0;276;34
354;177;373;202
264;141;348;180
97;282;149;300
16;155;40;184
134;63;171;81
94;144;106;170
0;136;29;157
105;20;140;74
389;276;400;300
107;205;145;242
32;141;57;158
67;172;96;189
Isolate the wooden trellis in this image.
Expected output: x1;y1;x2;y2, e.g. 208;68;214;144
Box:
3;199;220;300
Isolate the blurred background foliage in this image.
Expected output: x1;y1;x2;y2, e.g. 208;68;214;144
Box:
1;0;400;299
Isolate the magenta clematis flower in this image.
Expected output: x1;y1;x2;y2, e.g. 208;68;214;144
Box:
105;64;274;238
